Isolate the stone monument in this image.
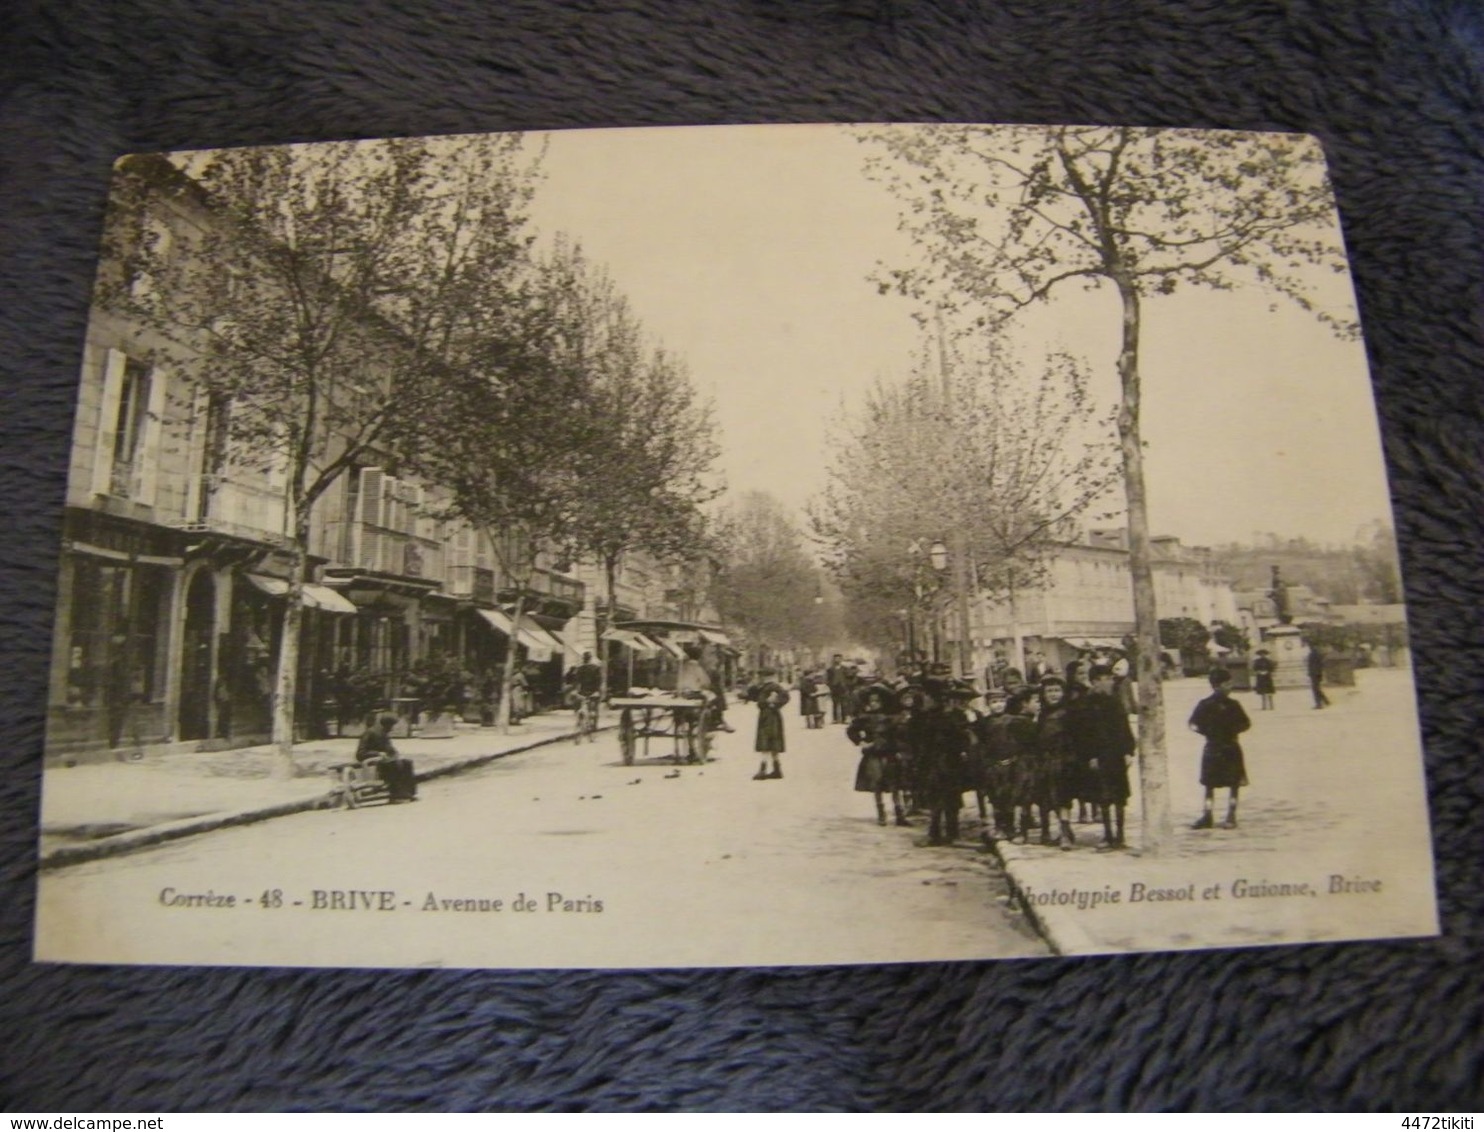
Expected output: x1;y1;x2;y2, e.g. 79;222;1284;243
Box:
1261;565;1309;689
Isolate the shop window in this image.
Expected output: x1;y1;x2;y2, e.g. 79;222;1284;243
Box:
64;559;165;710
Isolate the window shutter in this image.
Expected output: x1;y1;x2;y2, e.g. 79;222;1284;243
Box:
354;467;383;568
136;364;167;505
92;349;128;496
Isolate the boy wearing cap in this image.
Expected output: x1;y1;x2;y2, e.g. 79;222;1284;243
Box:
1189;666;1251;829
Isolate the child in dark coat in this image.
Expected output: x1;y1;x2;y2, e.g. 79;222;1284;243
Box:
1189;667;1251;829
748;670;790;779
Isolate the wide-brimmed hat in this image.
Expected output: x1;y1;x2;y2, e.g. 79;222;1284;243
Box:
854;683;899;714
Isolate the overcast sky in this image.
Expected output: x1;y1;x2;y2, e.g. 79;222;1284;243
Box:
523;124;1397;550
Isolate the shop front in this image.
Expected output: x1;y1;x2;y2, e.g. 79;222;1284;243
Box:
49;527;177;760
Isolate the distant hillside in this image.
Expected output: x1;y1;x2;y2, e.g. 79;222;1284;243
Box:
1211;524;1401;606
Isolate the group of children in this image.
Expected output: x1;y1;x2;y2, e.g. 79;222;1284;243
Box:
845;661;1252;849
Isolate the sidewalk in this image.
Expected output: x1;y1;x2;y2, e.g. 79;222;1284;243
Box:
38;711;602;869
983;668;1438;956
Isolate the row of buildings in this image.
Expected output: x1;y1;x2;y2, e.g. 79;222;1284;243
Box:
46;153;727;764
935;526;1404;681
922;527;1240;679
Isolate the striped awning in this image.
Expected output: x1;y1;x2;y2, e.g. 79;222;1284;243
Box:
475;608;555;660
247;574;358;614
602;628;660;655
698;629;732;646
648;636;687;660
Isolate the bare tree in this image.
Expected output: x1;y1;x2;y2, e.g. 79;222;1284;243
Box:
553;245;723;693
402;237;608;732
866;124;1356;850
813;334;1116;678
712;492;834;672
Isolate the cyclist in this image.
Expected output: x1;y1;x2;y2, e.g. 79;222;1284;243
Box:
567;651;604;738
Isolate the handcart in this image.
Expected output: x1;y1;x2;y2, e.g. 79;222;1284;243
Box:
607;693;714;766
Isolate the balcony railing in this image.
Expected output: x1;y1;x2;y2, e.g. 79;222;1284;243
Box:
168;474;287;543
447;565;497;604
534;567;584;605
338;523;447;584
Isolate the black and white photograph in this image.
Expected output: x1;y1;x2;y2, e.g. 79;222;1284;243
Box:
33;122;1437;969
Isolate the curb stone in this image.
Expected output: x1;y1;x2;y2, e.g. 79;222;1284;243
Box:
987;839;1105;957
39;724;613;871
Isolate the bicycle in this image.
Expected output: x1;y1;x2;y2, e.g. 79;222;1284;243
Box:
574;692;601;742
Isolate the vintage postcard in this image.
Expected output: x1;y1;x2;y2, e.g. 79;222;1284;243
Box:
34;124;1437;968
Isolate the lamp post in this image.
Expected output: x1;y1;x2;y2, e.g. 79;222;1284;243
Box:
923;538;974;683
928;540;949;670
907;539;935;665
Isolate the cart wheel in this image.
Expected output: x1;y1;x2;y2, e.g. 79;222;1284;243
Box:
620;709;636;766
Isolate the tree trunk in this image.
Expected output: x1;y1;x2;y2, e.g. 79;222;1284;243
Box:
496;589;527;734
1114;273;1171;853
1007;574;1025;677
602;554;618;698
270;502;310;780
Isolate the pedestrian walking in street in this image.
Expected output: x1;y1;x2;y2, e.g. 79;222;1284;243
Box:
848;682;907;826
748;669;790;779
1189;667;1251;830
1307;644;1331;709
509;665;532;723
1067;663;1136;850
798;670;828;729
355;713;418;803
1252;648;1276;711
826;654;850;724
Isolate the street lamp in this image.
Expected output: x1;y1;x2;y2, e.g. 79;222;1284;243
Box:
917;537;972;683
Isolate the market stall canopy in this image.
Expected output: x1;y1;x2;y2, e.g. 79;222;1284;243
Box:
475;608;556;661
698;629;732;646
648;636;687;660
247;574;358;614
602;628;660;655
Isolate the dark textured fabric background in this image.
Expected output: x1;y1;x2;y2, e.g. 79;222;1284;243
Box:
3;0;1482;1112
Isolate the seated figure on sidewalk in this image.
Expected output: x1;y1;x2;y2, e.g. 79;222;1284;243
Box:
355;713;418;803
